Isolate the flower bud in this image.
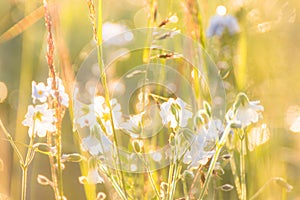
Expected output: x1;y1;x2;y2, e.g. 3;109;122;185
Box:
33;143;56;156
168;133;175;146
62;153;85;163
37;174;52;186
97;192;106;200
132;140;143;153
216;184;234;191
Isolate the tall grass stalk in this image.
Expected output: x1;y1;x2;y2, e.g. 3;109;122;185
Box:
240;129;247;200
43;0;64;198
198;122;233;200
93;0;128;198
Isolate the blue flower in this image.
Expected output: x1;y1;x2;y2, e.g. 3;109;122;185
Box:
207;14;240;37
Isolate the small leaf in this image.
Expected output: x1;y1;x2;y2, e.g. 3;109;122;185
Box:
132;140;143;153
33;143;56;155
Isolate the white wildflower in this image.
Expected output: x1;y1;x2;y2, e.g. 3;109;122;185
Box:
87;168;104;184
32;81;50;103
183;120;219;169
159;98;193;129
94;96;123;135
22;103;56;137
81;132;112;156
76;103;98;128
120;112;144;138
183;133;215;169
227;93;264;127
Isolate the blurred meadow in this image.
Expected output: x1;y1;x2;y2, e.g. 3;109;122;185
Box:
0;0;300;200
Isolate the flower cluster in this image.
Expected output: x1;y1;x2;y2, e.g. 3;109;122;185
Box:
32;78;69;107
22;77;69;137
76;92;268;169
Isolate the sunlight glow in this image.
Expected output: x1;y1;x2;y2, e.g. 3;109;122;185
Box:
217;5;227;16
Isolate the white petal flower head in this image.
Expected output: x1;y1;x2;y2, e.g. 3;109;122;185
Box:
76;103;97;128
47;77;69;107
228;93;264;127
183;134;215;169
120;112;144;138
87;168;104;184
160;98;193;129
81;133;112;156
94;96;123;135
32;81;50;103
207;14;240;38
22;103;56;137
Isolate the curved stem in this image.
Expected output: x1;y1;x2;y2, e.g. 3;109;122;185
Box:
198;123;232;200
0;120;24;164
138;154;160;199
249;177;292;200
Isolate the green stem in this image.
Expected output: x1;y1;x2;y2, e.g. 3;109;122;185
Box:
48;133;59;198
148;170;160;199
198;123;232;200
169;163;182;200
99;165;128;200
21;122;37;200
0;120;24;164
240;131;246;200
230;153;243;200
56;130;64;199
226;138;242;200
140;155;160;199
21;166;28;200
